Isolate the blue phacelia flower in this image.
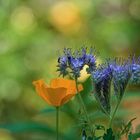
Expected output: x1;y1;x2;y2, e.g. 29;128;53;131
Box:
69;57;84;77
81;48;96;74
57;47;96;78
57;56;68;77
110;59;131;100
130;56;140;84
92;63;112;115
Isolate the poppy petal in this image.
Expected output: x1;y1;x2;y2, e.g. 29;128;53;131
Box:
32;80;52;105
32;80;46;96
45;87;67;106
50;78;76;88
61;94;75;105
66;84;83;95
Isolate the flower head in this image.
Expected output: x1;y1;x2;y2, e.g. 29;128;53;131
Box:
110;59;131;100
92;63;112;114
57;47;96;78
58;56;68;76
130;56;140;84
81;47;96;74
33;78;83;107
69;57;84;77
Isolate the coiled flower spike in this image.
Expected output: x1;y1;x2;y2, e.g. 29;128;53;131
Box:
110;58;131;100
130;56;140;84
92;63;112;115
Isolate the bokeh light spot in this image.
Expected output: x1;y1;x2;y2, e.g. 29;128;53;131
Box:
48;1;82;34
10;6;36;34
0;78;21;101
129;0;140;20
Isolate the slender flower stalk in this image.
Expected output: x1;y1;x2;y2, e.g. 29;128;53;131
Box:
75;78;93;136
57;47;96;137
56;107;59;140
109;99;121;127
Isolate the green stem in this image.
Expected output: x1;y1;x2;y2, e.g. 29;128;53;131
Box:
56;107;59;140
75;78;93;136
109;99;121;127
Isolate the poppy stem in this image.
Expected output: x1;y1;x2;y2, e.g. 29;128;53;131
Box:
75;78;93;136
56;106;59;140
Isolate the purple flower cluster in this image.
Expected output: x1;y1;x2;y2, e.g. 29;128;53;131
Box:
57;47;140;115
130;56;140;84
92;64;112;114
111;59;131;100
57;47;96;78
91;57;140;114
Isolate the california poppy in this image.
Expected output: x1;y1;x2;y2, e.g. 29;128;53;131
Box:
33;78;83;107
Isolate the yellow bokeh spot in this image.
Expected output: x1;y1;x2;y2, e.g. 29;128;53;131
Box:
10;6;36;34
48;1;82;34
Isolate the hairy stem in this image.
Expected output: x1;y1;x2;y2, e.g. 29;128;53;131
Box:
75;78;93;136
109;99;121;127
56;107;59;140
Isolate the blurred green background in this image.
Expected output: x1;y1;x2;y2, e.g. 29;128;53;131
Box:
0;0;140;139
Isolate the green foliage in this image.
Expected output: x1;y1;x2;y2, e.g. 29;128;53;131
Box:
103;128;115;140
80;76;93;97
128;132;140;140
39;108;56;114
0;122;54;133
120;117;136;136
0;121;75;140
87;136;93;140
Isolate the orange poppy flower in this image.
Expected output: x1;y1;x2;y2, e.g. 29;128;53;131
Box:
33;78;83;107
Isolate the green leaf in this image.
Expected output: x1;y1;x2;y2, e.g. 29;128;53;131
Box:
92;136;102;140
88;136;102;140
128;132;140;140
88;136;93;140
80;76;93;96
39;107;56;114
0;122;74;140
0;122;54;133
120;117;136;136
103;128;115;140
